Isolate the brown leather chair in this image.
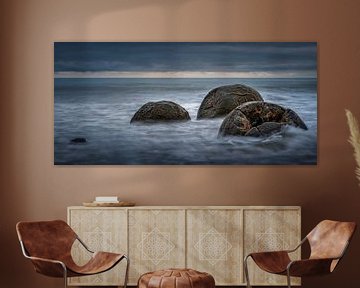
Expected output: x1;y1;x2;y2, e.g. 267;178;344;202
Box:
16;220;129;288
244;220;356;288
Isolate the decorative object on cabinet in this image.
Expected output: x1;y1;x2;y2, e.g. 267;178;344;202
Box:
244;220;356;288
16;220;129;288
54;42;317;165
138;268;215;288
83;201;135;207
68;206;301;286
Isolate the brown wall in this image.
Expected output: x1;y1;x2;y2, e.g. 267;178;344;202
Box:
1;0;360;287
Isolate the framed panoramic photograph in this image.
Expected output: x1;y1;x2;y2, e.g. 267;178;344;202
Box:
54;42;317;165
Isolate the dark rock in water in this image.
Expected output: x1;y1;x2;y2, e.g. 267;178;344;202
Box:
197;84;263;119
281;109;308;130
218;101;307;137
70;137;87;143
130;101;190;123
217;110;252;136
245;122;285;137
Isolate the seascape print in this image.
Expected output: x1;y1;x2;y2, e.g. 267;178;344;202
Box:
54;42;317;165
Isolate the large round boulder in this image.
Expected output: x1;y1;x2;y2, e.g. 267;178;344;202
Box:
130;101;191;123
218;101;307;137
197;84;263;119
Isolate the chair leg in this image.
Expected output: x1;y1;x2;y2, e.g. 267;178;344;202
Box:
123;255;130;288
62;264;68;288
244;255;252;288
286;269;291;288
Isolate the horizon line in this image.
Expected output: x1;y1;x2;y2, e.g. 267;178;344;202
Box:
54;71;316;79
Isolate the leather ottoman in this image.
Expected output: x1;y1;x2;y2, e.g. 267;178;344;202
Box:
138;268;215;288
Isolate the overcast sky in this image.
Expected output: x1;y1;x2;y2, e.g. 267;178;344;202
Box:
54;42;317;78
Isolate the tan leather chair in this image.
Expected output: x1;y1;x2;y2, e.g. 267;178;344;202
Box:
244;220;356;288
16;220;129;288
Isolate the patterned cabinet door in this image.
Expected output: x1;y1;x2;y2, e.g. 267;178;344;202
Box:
68;208;128;286
128;209;186;284
187;209;243;285
244;209;301;286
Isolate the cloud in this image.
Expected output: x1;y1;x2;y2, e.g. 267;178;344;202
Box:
54;42;317;74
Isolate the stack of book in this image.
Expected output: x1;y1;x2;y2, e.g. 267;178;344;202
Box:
93;196;119;204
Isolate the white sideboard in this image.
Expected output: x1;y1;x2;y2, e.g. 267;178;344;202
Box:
67;206;301;286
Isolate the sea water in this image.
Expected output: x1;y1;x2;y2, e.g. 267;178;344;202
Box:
54;78;317;165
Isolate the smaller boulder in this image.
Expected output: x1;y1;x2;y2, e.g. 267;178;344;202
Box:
219;101;307;137
130;101;190;123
